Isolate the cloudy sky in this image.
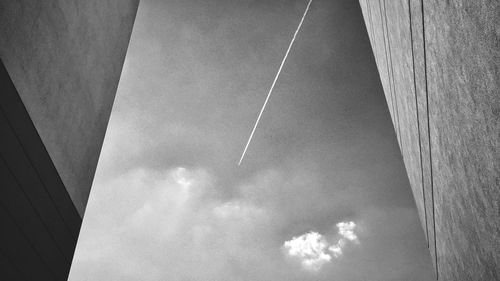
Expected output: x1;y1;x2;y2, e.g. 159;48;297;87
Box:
68;0;434;280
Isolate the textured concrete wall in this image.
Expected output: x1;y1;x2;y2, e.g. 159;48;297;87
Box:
0;0;139;215
360;0;499;280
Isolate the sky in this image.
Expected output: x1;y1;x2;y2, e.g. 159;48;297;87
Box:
68;0;434;280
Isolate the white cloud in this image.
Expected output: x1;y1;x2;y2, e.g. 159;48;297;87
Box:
74;159;365;280
283;232;332;271
327;221;358;258
337;221;358;241
283;221;359;271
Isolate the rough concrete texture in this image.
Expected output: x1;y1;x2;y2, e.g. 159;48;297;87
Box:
384;0;427;245
425;0;500;279
360;0;500;280
0;0;139;215
408;0;436;273
367;0;401;146
360;0;428;243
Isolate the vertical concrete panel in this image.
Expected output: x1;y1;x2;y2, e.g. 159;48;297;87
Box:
360;0;500;279
359;1;375;66
425;0;500;280
360;1;429;247
359;0;372;57
359;1;368;38
367;0;382;77
378;0;402;148
384;0;427;243
409;0;437;273
0;0;140;215
369;0;396;131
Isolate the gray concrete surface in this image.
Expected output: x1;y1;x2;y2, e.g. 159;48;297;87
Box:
360;0;499;280
425;1;500;279
408;0;437;273
0;0;140;216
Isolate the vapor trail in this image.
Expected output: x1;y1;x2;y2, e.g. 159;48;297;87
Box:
238;0;313;166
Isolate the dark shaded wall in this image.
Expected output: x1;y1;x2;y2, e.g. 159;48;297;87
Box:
359;0;499;280
0;0;138;280
0;0;139;216
0;61;82;280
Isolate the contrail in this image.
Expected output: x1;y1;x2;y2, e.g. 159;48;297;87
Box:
238;0;313;166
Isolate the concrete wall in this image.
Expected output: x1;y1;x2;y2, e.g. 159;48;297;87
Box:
359;0;499;280
0;0;138;279
0;0;139;216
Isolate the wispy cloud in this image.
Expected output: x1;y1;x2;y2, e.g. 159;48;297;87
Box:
328;239;345;258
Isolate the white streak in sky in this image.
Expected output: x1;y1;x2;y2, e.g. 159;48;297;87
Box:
238;0;313;166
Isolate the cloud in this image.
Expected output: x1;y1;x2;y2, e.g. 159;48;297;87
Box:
213;201;265;220
328;239;345;258
337;221;358;242
283;232;332;271
72;166;285;281
283;221;359;271
328;221;358;259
